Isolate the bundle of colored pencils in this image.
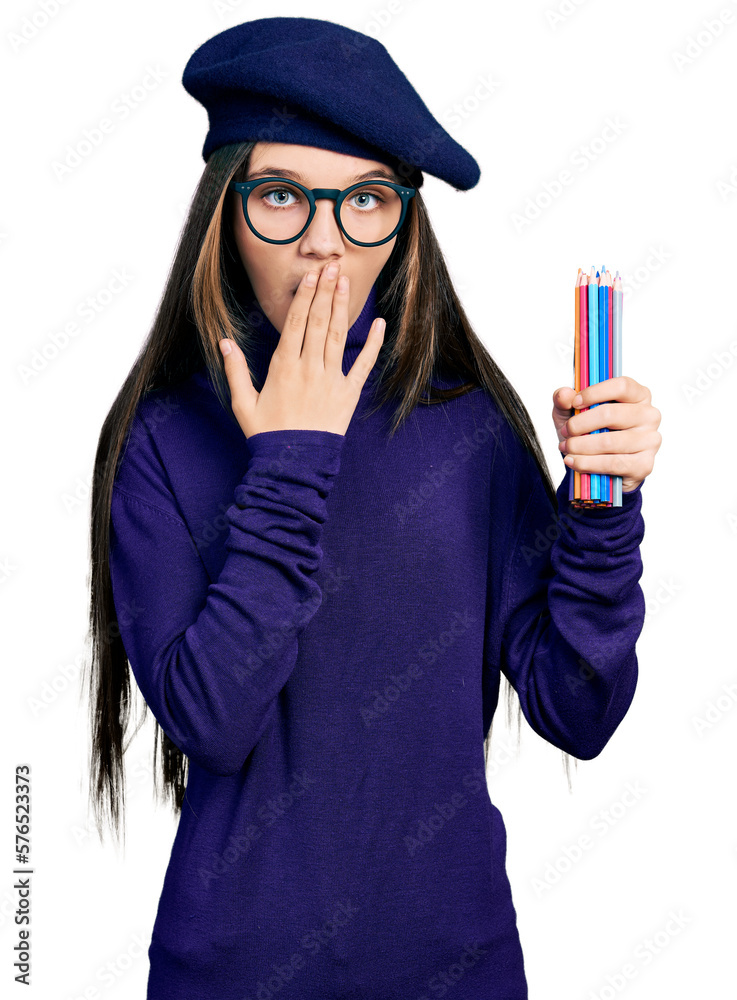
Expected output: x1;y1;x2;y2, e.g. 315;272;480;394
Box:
570;265;623;508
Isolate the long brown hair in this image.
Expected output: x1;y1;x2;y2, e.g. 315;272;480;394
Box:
83;140;575;847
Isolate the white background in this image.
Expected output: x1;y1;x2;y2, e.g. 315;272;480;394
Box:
3;0;735;997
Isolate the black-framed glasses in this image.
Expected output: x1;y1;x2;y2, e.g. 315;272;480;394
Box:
229;177;416;247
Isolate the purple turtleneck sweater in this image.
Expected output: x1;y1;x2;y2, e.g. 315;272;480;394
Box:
108;282;645;999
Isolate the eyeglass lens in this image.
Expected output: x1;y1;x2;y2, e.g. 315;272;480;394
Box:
245;181;403;243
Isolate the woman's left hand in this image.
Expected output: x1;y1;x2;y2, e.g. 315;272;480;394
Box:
552;376;661;493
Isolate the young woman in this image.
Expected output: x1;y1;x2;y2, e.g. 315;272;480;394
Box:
84;16;661;1000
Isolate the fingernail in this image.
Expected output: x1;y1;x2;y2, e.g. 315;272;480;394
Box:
572;394;583;408
326;263;339;278
219;339;232;356
305;271;317;287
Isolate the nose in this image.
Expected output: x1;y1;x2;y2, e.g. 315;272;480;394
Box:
298;197;345;258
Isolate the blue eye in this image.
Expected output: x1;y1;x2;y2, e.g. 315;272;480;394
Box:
349;191;384;210
261;187;301;207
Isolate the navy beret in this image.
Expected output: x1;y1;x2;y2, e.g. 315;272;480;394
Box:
182;16;480;191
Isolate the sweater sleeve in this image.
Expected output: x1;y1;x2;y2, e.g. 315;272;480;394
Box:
108;424;345;776
494;448;646;760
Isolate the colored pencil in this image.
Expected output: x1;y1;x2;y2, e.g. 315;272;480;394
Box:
612;271;623;507
588;267;600;500
571;269;581;502
575;272;589;502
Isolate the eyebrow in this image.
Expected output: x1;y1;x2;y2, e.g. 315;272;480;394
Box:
245;166;400;184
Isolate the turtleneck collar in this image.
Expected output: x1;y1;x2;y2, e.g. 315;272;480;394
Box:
242;282;380;387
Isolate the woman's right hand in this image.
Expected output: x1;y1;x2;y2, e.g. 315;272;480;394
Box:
218;262;386;439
